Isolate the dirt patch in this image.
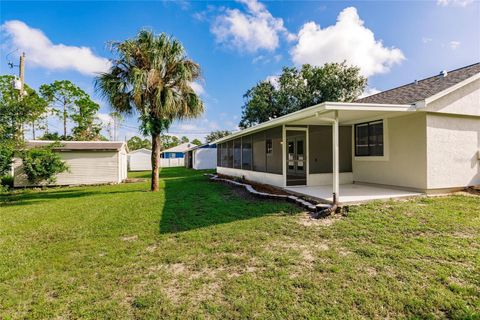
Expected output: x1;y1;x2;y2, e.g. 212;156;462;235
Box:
146;244;157;252
124;178;148;183
338;248;352;256
364;267;378;277
121;235;138;242
297;213;341;227
221;183;261;201
455;186;480;197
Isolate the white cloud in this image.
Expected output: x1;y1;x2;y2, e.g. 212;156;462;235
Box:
190;82;205;96
437;0;473;7
211;0;294;53
167;116;239;142
290;7;405;77
449;40;461;50
1;20;111;75
97;112;114;127
253;54;282;64
265;75;280;89
422;37;433;44
359;86;381;98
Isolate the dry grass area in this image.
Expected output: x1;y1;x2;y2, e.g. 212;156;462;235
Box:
1;168;479;319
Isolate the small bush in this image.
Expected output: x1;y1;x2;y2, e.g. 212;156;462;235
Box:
20;145;68;185
1;174;13;189
0;145;14;176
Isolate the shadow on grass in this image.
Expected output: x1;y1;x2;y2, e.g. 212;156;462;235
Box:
0;188;143;208
158;167;299;234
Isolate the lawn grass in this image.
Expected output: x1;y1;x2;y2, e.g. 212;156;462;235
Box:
0;167;479;319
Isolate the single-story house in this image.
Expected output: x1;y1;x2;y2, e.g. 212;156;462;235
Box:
160;142;194;159
128;148;152;171
14;140;128;187
185;143;217;170
215;63;480;204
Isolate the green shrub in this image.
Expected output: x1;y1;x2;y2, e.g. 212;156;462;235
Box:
20;145;68;185
1;174;13;188
0;145;14;176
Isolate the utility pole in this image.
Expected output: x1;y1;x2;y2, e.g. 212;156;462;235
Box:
19;52;25;94
19;52;26;139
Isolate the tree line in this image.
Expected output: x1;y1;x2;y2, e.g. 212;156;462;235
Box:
239;62;367;128
127;135;203;151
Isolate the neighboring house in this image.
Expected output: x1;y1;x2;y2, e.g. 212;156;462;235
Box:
128;148;152;171
185;143;217;170
14;141;128;187
160;142;193;159
215;63;480;204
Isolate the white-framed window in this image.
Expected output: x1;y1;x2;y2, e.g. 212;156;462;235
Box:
354;120;384;157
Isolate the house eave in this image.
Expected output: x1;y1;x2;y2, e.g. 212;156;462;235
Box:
214;101;414;143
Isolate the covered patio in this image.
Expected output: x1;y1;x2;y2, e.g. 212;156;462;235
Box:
216;101;425;205
285;183;422;204
279;101;422;204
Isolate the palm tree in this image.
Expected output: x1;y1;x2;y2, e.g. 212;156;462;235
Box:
96;30;204;191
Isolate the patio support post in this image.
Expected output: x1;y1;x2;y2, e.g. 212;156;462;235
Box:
332;111;339;204
282;124;287;187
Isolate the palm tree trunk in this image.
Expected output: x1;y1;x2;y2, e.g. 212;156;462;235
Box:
151;133;161;191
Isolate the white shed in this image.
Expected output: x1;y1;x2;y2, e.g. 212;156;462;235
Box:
13;140;128;187
185;144;217;170
128;148;152;171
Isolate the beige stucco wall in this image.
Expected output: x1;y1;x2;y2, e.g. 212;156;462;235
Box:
352;113;428;190
426;113;480;189
14;151;123;187
426;78;480;117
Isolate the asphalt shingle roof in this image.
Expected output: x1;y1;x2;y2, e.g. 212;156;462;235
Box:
161;142;194;153
356;63;480;105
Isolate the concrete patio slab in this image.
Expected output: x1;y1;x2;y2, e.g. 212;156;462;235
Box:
284;183;423;204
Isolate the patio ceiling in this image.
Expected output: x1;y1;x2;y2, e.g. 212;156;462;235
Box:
288;108;414;126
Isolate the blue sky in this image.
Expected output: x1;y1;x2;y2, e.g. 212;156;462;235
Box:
1;0;479;141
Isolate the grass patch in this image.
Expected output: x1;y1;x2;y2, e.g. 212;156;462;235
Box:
0;168;479;319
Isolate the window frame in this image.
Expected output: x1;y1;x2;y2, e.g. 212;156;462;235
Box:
266;138;273;155
354;119;388;161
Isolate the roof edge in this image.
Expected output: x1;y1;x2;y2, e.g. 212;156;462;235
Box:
423;73;480;106
214;101;413;144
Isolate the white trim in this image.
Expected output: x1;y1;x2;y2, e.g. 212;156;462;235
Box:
353;118;390;162
306;126;310;186
284;126;308;131
285;126;309;186
282;125;286;187
423;73;480;106
324;102;416;112
332;111;339;200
